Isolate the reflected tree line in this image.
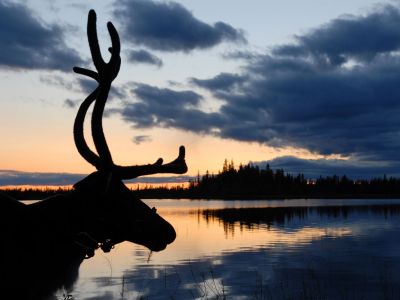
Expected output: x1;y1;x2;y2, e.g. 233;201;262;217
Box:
202;204;400;235
4;160;400;199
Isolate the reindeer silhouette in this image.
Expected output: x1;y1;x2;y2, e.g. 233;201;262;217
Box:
0;10;186;299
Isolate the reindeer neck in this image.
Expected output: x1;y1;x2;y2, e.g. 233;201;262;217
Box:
31;192;84;217
27;190;109;258
28;190;102;237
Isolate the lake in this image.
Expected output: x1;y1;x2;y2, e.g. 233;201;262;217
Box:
51;199;400;299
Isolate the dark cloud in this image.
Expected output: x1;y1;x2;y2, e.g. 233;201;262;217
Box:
117;4;400;166
113;0;246;52
128;49;163;67
190;73;245;92
0;170;85;186
121;83;223;132
254;156;400;179
215;51;400;161
273;5;400;66
0;1;83;71
0;170;192;186
132;83;202;107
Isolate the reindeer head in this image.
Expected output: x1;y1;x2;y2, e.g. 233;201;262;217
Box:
72;10;186;252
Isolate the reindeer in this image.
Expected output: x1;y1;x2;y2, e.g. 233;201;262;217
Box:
0;10;186;299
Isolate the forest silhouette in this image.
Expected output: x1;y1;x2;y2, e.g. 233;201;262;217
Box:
4;159;400;200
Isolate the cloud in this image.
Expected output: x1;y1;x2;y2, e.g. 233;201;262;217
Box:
64;98;78;108
190;72;245;92
128;49;163;67
117;4;400;165
0;1;84;71
40;74;74;90
222;50;260;61
121;83;223;132
113;0;246;52
215;52;400;159
212;49;400;162
133;135;152;144
254;156;400;179
273;5;400;66
40;74;127;102
0;170;192;186
0;170;85;186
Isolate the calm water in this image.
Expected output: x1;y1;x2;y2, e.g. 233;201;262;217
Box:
51;199;400;299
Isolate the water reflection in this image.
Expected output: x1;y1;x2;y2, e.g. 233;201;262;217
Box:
201;204;400;236
70;200;400;299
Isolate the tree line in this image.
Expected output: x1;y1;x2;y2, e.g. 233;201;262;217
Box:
183;159;400;199
3;160;400;200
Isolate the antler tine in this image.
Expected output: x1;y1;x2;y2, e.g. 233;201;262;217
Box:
107;22;121;78
73;67;99;82
114;146;188;180
107;22;120;53
87;10;105;73
87;10;120;81
89;12;121;171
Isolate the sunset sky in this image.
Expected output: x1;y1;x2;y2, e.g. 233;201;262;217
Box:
1;0;400;185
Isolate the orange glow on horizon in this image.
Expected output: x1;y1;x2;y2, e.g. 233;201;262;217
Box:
0;182;189;191
0;185;72;191
0;120;346;177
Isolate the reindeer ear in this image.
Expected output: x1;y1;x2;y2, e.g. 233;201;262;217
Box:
74;172;122;199
73;171;107;191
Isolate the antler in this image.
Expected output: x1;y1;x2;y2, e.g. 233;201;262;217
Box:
73;10;187;180
73;87;100;169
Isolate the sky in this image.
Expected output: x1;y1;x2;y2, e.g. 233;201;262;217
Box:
1;0;400;185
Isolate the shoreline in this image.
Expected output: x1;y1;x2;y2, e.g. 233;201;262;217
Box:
10;192;400;201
